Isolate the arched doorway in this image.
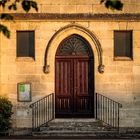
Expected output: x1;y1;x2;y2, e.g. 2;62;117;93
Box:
55;34;94;118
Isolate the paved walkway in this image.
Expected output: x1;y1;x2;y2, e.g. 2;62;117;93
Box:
0;136;139;140
0;138;140;140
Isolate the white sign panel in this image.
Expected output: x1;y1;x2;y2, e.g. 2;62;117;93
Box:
18;83;31;102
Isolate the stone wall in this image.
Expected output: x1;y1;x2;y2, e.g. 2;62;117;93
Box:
1;0;140;14
0;20;140;128
0;0;140;128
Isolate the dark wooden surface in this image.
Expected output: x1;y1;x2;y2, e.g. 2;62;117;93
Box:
55;58;94;117
55;35;94;118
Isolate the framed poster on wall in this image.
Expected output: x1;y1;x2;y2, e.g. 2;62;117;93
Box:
17;83;31;102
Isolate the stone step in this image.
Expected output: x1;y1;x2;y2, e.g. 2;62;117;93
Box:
47;118;102;127
33;119;118;137
49;118;97;122
40;118;107;131
33;130;118;137
40;126;113;131
40;125;108;131
48;118;98;123
46;122;103;128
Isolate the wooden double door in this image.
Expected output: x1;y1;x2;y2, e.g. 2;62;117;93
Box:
55;56;94;118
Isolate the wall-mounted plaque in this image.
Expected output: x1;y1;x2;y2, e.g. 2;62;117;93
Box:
17;83;31;102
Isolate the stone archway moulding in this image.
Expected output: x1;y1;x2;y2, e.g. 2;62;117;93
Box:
43;24;104;74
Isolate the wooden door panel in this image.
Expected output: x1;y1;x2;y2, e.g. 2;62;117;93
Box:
76;96;91;112
74;59;93;114
55;59;73;114
74;59;88;95
55;59;71;95
55;58;94;117
56;97;71;113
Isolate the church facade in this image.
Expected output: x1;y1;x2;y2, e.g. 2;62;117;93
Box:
0;0;140;129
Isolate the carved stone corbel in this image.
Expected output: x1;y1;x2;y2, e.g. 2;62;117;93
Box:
98;64;105;74
43;65;50;74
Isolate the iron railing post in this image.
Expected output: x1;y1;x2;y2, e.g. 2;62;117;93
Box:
96;93;122;130
30;93;55;131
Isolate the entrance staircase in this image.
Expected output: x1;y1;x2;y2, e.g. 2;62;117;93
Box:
30;93;123;138
33;119;118;137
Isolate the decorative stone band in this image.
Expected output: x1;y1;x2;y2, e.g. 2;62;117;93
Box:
9;13;140;21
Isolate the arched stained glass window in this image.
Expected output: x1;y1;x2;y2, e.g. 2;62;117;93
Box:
56;34;91;56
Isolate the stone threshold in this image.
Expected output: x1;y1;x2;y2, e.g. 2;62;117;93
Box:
51;118;97;122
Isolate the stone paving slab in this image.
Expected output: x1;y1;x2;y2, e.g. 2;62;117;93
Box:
0;136;139;140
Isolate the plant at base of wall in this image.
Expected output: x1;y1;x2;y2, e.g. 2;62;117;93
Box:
0;96;13;134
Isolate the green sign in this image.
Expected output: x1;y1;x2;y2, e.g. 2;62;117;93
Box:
20;84;25;92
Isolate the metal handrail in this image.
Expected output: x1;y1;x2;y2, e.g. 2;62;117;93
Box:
30;93;55;131
95;93;122;130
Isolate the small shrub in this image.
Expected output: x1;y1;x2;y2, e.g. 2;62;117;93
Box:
0;96;13;132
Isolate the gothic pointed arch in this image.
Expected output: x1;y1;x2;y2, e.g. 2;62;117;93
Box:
43;24;104;73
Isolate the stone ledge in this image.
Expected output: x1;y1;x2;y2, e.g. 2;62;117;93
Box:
6;13;140;21
10;128;32;136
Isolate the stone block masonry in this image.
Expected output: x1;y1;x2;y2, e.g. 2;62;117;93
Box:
0;0;140;129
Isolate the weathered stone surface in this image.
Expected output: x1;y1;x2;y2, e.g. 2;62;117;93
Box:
32;119;140;138
0;0;140;129
33;119;114;136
